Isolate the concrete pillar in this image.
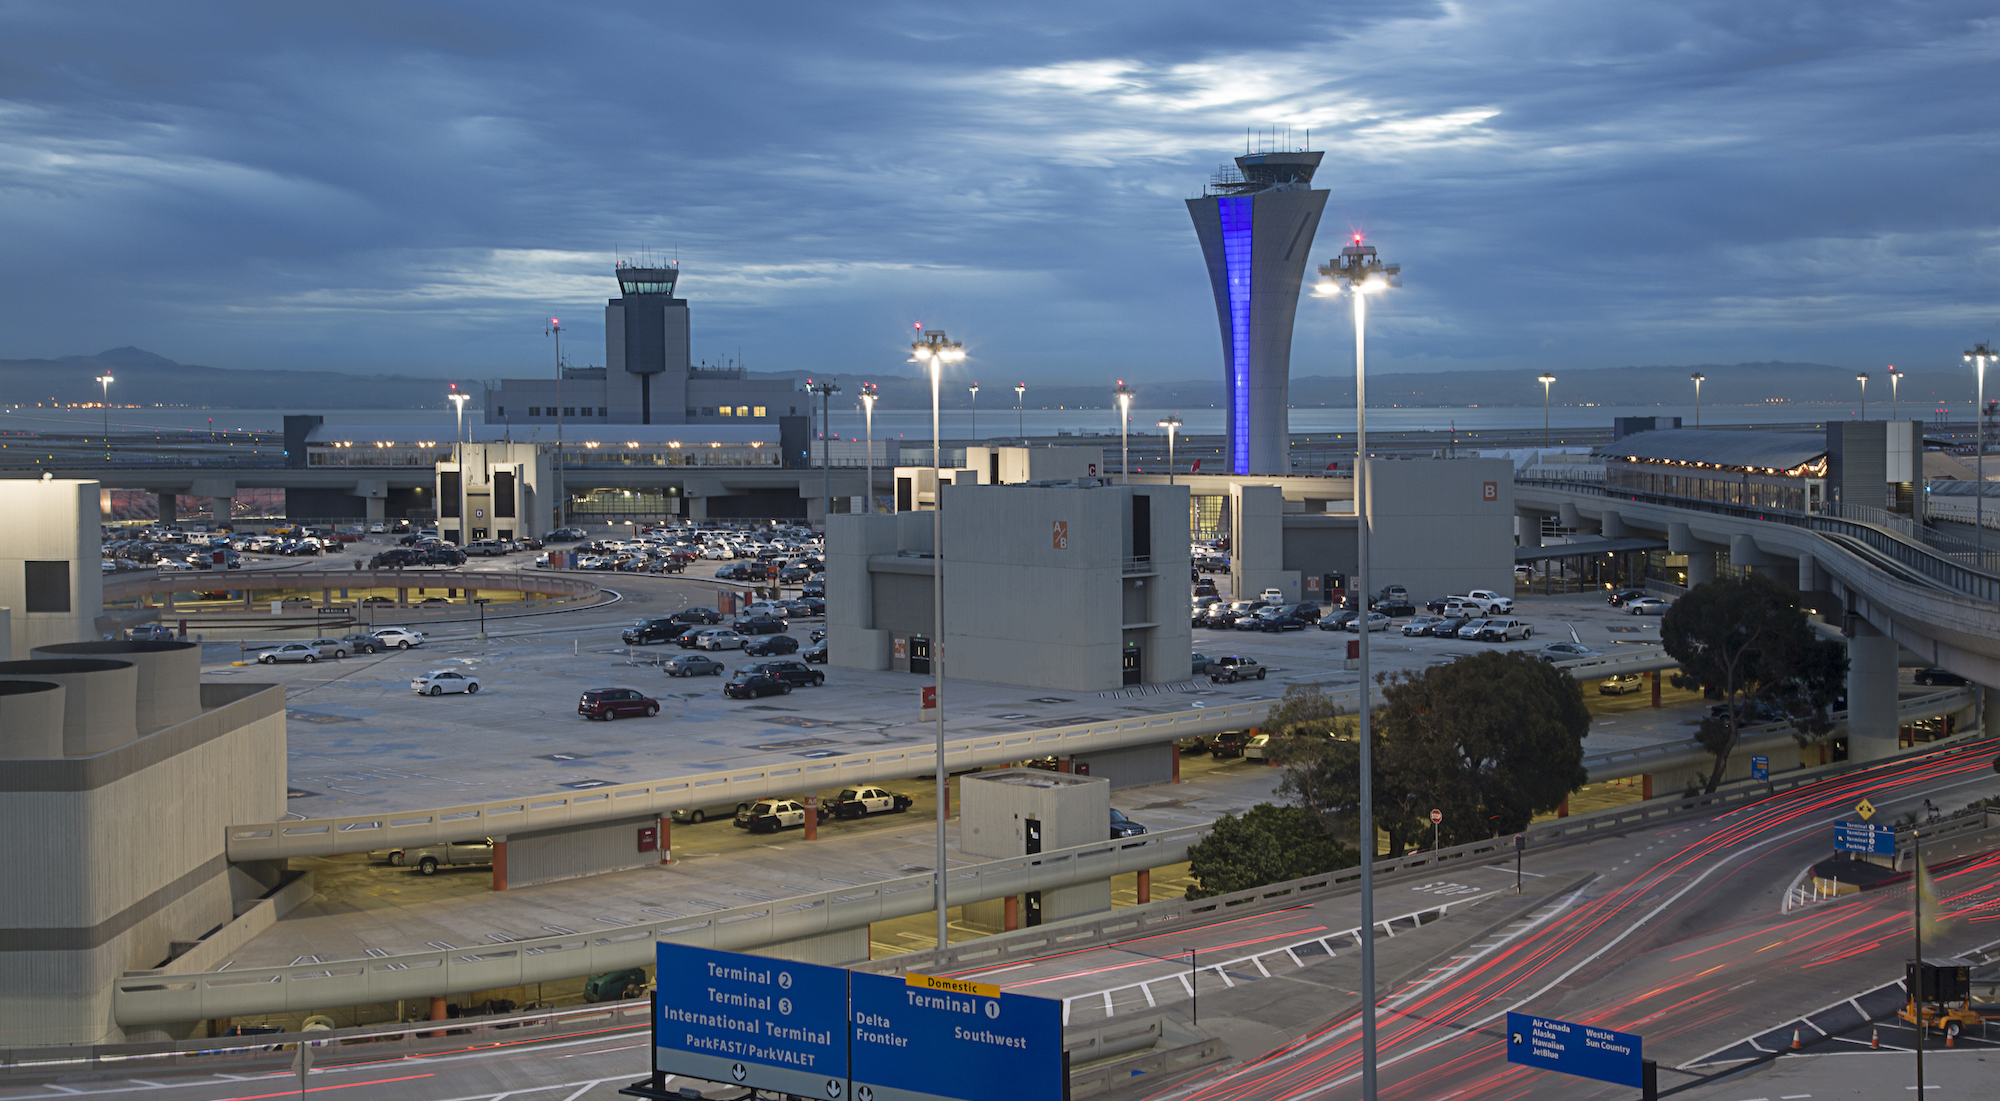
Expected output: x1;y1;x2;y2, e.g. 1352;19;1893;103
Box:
1845;620;1900;762
1171;744;1181;783
1557;798;1570;818
1651;670;1662;708
430;995;447;1021
1517;512;1544;549
1687;551;1716;586
1600;511;1630;539
210;496;231;526
687;496;708;521
1983;687;2000;739
803;794;819;841
1798;554;1819;593
157;492;177;525
1136;869;1151;905
1641;774;1654;800
366;496;386;523
659;816;672;864
1003;896;1019;932
491;840;508;891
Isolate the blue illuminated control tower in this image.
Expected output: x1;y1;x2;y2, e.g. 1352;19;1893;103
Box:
1186;150;1328;475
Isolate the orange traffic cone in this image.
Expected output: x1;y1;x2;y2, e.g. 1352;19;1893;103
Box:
1946;1025;1957;1049
1871;1026;1879;1050
1790;1027;1801;1050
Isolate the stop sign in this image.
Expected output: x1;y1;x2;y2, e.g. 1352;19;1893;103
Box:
1429;808;1443;824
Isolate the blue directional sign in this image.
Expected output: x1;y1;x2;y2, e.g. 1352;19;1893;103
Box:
654;943;851;1100
1750;755;1769;781
850;971;1064;1101
1833;819;1896;856
1507;1012;1643;1087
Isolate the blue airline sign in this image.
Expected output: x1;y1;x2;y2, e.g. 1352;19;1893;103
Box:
654;943;850;1100
1750;755;1769;781
1833;820;1896;855
849;972;1064;1101
1507;1012;1643;1087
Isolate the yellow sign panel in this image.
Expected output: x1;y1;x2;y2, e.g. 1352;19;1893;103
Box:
905;972;1000;999
1856;798;1876;821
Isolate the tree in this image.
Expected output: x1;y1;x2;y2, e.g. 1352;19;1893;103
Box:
1372;651;1591;847
1183;803;1356;899
1661;573;1846;793
1271;660;1590;856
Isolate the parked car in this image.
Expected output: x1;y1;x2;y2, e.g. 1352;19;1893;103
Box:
370;548;420;568
1376;585;1410;604
1605;589;1649;607
623;617;684;645
1241;732;1275;761
669;607;726;626
1914;667;1967;686
306;637;351;659
1599;673;1646;695
1372;601;1417;618
1540;642;1603;662
1346;612;1393;633
1205;730;1254;758
388;838;494;875
1463;590;1515;614
257;642;322;664
339;632;384;654
662;653;727;677
1191;651;1213;676
1472;618;1532;642
672;626;711;648
372;627;427;649
670;799;750;825
825;787;914;819
734;798;821;832
1318;609;1361;631
1455;618;1495;640
745;634;802;656
730;614;790;636
578;687;660;719
802;640;829;664
723;672;791;698
1206;655;1266;683
411;669;480;695
695;628;749;651
745;660;825;688
1256;603;1321;631
1624;597;1671;615
1431;614;1474;638
1109;808;1148;839
464;539;507;557
1402;616;1446;637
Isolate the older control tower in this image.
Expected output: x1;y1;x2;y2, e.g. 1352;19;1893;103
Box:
1186;150;1328;475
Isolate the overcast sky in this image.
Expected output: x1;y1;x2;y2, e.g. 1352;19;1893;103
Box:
1;1;1994;385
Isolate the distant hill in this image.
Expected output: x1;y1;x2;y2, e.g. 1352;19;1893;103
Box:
1;348;482;409
3;349;1970;413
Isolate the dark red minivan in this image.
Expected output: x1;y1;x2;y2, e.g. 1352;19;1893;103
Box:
578;687;660;720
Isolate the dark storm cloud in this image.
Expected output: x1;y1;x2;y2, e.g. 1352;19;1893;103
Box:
0;0;1992;384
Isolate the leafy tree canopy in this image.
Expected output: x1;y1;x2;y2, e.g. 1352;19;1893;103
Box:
1184;802;1356;900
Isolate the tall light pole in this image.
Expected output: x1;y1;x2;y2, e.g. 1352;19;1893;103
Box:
1690;371;1704;428
547;318;565;530
1157;416;1182;486
1966;343;1994;560
968;382;979;442
1888;365;1901;422
1015;383;1026;440
1537;373;1556;449
1114;382;1135;483
97;371;114;460
860;383;879;514
1315;236;1399;1101
909;328;965;951
1856;372;1869;420
448;385;470;546
809;378;841;527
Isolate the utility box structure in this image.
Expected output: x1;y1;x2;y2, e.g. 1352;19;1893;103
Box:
959;768;1111;928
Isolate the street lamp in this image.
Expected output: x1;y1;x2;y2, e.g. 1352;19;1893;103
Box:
968;382;979;442
1690;372;1704;428
1537;373;1556;449
1887;365;1900;421
97;371;114;460
809;378;842;526
474;597;492;641
546;318;565;530
1114;382;1135;483
1856;372;1869;420
448;385;470;546
860;383;879;514
1315;233;1399;1101
909;327;965;952
1157;416;1182;486
1015;383;1026;440
1966;343;1994;561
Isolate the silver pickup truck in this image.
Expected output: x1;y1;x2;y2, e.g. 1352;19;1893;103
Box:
388;838;494;875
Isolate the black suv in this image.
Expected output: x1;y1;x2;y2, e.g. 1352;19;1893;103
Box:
731;614;789;636
745;634;801;656
745;660;825;688
622;618;681;645
1256;603;1321;631
369;548;419;568
669;607;725;626
1205;730;1254;758
800;578;825;598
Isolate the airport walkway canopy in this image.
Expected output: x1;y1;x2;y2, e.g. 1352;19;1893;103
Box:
1516;536;1666;564
1594;428;1826;475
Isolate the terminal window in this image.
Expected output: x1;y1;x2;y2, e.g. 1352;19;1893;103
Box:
701;407;716;417
529;406;541;416
494;406;505;417
719;406;734;417
753;406;766;418
563;407;575;417
24;561;69;613
736;406;749;417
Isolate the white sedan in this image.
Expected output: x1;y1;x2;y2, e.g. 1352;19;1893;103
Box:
1624;597;1671;616
412;669;481;696
372;627;427;649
